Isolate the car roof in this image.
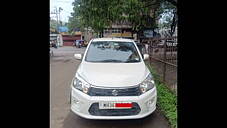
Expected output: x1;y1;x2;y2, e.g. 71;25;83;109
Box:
91;38;134;42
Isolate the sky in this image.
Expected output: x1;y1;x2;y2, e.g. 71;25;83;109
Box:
50;0;74;23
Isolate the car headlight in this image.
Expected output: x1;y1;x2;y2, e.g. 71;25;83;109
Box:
73;75;90;94
139;74;155;94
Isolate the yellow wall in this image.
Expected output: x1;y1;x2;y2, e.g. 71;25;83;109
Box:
74;32;82;35
111;32;132;37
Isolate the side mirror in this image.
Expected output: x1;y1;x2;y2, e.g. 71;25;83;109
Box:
143;54;149;60
74;54;82;60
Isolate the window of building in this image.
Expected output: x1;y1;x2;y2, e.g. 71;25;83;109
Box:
104;29;109;34
112;28;121;33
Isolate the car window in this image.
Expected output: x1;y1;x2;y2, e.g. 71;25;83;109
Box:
85;41;141;63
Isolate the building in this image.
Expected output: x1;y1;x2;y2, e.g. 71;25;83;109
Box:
62;33;82;46
60;27;83;46
58;26;69;33
159;26;177;38
103;21;135;40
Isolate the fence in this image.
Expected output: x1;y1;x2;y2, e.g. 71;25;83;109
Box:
142;37;177;93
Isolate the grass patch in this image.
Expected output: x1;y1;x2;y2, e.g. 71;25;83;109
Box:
147;63;177;128
156;83;177;128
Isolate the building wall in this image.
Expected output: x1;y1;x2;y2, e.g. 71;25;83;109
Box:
159;26;177;38
63;42;74;46
62;35;81;46
102;23;134;39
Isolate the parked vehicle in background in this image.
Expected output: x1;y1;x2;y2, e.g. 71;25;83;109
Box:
83;41;89;47
166;39;177;47
75;40;82;48
52;41;58;48
70;38;157;119
157;39;177;49
75;40;85;48
50;34;63;47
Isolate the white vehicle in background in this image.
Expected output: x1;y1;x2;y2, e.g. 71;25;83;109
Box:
70;38;157;119
50;34;63;47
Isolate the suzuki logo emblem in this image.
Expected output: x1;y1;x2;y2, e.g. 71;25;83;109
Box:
112;89;118;96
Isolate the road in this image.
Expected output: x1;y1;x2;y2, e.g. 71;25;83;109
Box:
50;46;170;128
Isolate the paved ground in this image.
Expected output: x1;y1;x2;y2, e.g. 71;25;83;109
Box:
50;46;170;128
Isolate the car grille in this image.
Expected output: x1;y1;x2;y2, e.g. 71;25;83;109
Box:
88;86;141;96
88;102;141;116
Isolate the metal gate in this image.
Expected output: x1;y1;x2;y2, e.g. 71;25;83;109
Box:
143;37;177;92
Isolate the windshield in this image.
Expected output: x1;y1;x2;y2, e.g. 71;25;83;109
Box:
85;41;141;63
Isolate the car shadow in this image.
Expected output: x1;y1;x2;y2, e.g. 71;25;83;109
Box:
62;110;169;128
62;111;143;128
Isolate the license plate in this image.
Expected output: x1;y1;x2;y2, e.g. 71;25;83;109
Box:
99;102;133;109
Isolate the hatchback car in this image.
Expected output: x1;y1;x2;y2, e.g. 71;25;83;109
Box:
70;38;157;119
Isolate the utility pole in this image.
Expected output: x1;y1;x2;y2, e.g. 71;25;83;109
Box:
51;7;59;32
59;7;63;26
51;7;63;32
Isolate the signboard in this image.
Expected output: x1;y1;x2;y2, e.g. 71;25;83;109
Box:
74;32;82;35
111;33;122;37
50;28;56;32
121;32;132;37
111;32;132;37
58;26;69;32
143;30;153;38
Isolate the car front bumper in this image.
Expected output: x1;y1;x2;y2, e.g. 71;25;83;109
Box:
70;86;157;120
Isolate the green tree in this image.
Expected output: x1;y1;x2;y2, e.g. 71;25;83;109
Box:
68;0;176;37
67;0;84;33
157;0;177;36
50;19;58;29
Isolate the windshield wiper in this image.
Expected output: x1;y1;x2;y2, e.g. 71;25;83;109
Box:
99;59;124;63
125;59;140;63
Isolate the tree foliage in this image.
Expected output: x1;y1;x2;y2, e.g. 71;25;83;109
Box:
50;19;57;29
68;0;177;36
157;0;177;36
67;0;82;32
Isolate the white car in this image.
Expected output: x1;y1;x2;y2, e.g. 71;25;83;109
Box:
70;38;157;119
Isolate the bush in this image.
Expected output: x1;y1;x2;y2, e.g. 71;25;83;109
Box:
156;83;177;128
